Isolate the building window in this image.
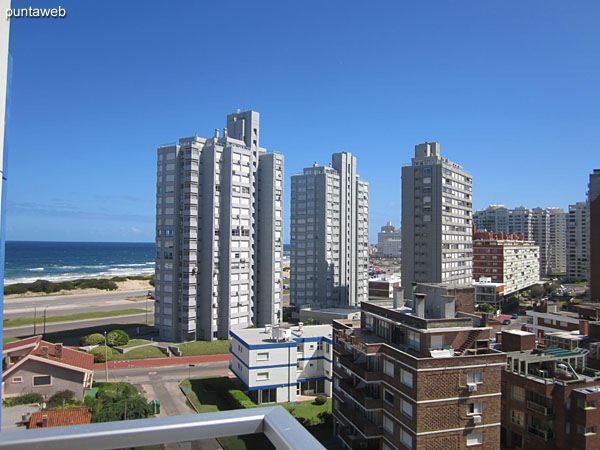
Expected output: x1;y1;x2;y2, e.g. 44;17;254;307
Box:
401;368;413;388
467;372;483;384
33;375;52;386
256;372;269;381
578;399;597;409
11;376;23;383
510;409;523;426
468;402;482;415
400;427;412;449
511;385;525;403
383;360;394;377
578;425;597;435
384;389;394;405
467;432;483;446
383;415;394;434
257;352;269;361
317;342;323;351
401;399;413;418
407;330;420;350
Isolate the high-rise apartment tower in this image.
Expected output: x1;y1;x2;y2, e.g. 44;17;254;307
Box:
567;201;589;282
590;169;600;300
401;142;473;297
290;153;369;308
532;207;567;276
155;111;284;341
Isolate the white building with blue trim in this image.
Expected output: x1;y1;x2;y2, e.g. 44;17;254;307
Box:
230;324;333;404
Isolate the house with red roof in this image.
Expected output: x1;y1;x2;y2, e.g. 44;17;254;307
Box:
2;336;94;401
28;407;93;429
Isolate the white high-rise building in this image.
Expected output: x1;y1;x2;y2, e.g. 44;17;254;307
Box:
401;142;473;297
155;111;284;342
290;153;369;308
508;206;534;241
473;205;509;234
567;202;589;282
532;207;567;276
376;222;401;258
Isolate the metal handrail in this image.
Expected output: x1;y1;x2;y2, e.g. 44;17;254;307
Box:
0;406;325;450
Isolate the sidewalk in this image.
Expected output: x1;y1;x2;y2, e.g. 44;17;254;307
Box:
93;353;231;370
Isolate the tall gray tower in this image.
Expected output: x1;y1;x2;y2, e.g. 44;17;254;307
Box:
154;111;284;342
290;153;369;308
401;142;473;297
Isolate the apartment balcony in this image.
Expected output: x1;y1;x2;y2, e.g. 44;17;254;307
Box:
528;425;553;441
0;406;323;450
335;402;381;438
338;355;381;382
527;400;554;417
337;426;380;450
338;378;383;410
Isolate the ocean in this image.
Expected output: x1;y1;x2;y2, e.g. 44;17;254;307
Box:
4;241;156;285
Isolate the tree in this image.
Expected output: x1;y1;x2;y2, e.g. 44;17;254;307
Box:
90;346;112;363
81;333;106;346
477;303;497;316
530;285;544;299
94;397;150;422
47;390;77;409
106;329;129;346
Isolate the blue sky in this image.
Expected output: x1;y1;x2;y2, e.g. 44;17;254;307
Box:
4;0;599;243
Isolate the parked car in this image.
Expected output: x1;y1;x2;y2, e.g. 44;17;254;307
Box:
502;319;511;325
511;314;518;319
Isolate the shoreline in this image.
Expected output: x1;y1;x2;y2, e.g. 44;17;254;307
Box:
4;278;154;300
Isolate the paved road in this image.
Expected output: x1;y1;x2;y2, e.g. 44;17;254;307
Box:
3;312;153;338
4;289;152;319
95;362;231;450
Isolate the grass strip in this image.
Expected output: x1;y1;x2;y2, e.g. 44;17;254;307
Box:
4;309;146;328
177;340;231;356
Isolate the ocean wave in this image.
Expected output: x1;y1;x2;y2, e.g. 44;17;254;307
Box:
26;268;45;272
4;267;155;286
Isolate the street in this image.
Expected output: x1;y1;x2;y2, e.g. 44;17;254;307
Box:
95;361;232;450
3;289;151;319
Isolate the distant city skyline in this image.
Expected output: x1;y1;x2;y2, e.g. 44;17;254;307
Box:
4;0;599;243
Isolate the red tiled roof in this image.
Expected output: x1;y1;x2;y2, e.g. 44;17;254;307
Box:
2;335;42;352
32;341;94;371
28;408;92;429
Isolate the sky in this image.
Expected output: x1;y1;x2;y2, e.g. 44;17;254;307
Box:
4;0;599;243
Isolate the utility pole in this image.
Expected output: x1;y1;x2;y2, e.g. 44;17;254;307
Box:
104;331;109;382
33;307;37;335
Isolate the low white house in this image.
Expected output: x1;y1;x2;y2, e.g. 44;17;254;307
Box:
229;324;332;404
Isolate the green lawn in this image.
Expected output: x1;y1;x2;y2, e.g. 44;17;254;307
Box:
291;398;332;424
4;309;146;328
110;345;165;361
177;340;231;356
119;339;152;348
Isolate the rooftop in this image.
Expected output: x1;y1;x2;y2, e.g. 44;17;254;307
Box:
28;408;92;429
231;324;332;346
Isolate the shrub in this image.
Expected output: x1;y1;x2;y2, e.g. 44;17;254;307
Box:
106;329;129;346
149;274;155;287
477;303;497;316
90;346;112;362
94;396;150;422
317;410;333;426
110;276;128;282
47;390;77;409
4;284;29;295
228;389;256;409
314;394;327;405
81;333;106;346
2;392;43;407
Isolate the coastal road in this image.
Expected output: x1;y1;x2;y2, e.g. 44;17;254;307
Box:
3;312;154;338
3;289;152;319
95;362;231;450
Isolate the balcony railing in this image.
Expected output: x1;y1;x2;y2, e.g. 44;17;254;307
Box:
0;406;324;450
335;402;381;438
527;400;554;417
528;425;553;441
338;378;383;410
338;354;381;382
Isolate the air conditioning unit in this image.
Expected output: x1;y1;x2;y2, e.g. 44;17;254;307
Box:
467;383;478;392
473;415;482;424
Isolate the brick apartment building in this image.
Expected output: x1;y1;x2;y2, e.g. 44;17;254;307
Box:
332;295;506;449
472;231;539;305
500;330;600;450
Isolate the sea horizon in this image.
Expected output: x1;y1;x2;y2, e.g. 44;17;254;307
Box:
3;241;292;285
